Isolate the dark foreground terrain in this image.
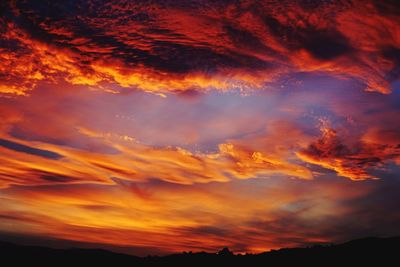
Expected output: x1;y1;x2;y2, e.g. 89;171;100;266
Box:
1;236;399;266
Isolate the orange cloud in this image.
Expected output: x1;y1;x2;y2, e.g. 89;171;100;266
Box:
0;173;374;255
0;127;313;189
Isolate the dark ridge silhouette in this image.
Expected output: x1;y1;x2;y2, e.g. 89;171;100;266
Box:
0;236;399;266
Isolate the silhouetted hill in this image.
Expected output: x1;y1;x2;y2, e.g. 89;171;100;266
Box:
1;236;399;266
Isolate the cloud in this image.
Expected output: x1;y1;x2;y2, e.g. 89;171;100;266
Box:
1;0;399;96
2;175;398;255
1;0;400;255
0;138;62;160
0;130;312;188
297;122;400;180
0;84;318;188
0;74;399;188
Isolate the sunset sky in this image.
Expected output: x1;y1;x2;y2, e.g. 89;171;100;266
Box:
0;0;400;255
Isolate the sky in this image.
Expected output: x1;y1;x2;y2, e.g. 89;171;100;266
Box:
0;0;400;256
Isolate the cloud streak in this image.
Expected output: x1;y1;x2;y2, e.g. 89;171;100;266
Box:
0;138;62;160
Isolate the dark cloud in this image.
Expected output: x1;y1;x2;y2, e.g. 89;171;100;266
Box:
0;138;62;160
223;24;271;54
263;14;352;60
178;226;230;238
382;46;400;80
301;29;351;60
40;173;78;183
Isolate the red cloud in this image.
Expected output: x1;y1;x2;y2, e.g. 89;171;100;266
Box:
1;0;399;96
297;124;400;180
